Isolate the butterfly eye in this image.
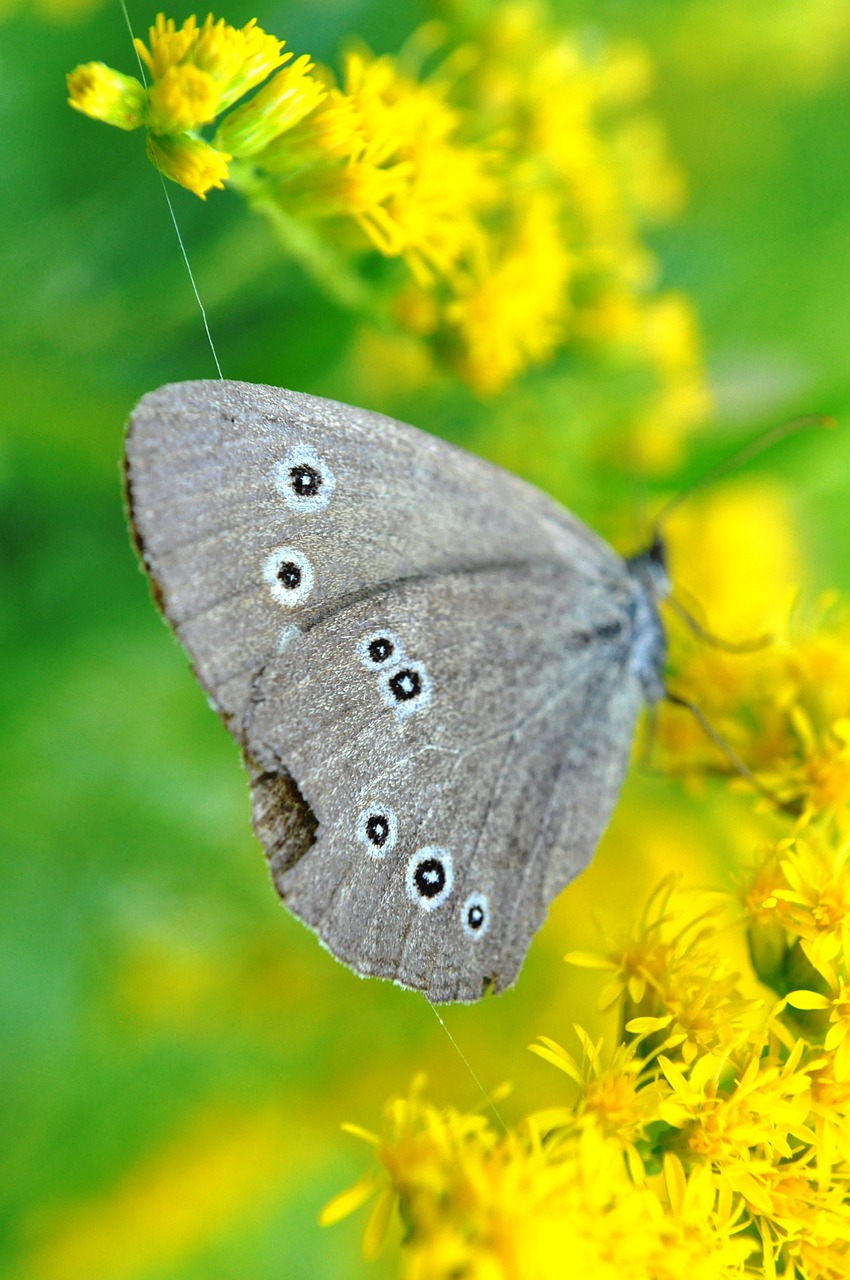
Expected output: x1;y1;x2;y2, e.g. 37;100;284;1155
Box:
263;546;314;606
462;893;489;938
405;847;454;910
358;630;403;670
379;661;431;718
356;805;398;856
273;445;336;512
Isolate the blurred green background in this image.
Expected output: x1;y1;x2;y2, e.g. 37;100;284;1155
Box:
3;2;850;1277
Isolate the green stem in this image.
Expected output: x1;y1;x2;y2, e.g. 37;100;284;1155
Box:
228;168;386;320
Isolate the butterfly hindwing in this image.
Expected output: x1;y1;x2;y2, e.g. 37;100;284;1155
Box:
244;565;644;1002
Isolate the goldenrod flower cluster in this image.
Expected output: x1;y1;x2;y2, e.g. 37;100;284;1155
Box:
659;588;850;825
67;14;304;195
323;494;850;1278
66;6;707;427
327;835;850;1277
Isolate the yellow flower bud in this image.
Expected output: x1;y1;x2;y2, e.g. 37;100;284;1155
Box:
146;64;219;135
66;62;146;131
214;56;327;158
147;133;231;200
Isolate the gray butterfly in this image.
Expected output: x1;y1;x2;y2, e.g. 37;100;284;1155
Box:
126;380;668;1003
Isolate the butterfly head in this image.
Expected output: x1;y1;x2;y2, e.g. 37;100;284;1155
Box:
626;530;670;604
625;533;669;703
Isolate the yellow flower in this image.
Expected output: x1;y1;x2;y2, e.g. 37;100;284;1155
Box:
326;812;850;1278
67;14;291;199
324;1078;754;1278
67;8;708;404
658;1044;814;1172
134;14;286;113
444;194;573;395
147;133;231;200
777;830;850;969
567;876;758;1064
135;13;197;79
808;1056;850;1177
214;55;326;157
66;62;146;130
146;63;219;134
529;1026;668;1155
329;48;494;284
788;978;850;1081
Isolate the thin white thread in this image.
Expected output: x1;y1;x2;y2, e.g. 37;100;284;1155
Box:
425;996;508;1135
119;5;504;1130
118;0;224;379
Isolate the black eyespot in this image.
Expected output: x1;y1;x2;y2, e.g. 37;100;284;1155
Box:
467;903;485;930
289;463;321;498
365;814;389;847
359;631;404;672
414;857;446;899
356;804;398;855
406;847;453;908
368;636;394;665
275;449;335;512
276;560;302;589
462;893;489;937
389;668;421;702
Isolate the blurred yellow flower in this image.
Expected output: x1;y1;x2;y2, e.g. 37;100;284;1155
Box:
660;584;850;822
325;1077;754;1278
214;54;326;157
67;5;710;414
650;484;850;819
66;62;146;131
146;63;220;134
134;13;285;111
315;48;493;285
445;194;572;395
147;132;231;200
2;0;106;17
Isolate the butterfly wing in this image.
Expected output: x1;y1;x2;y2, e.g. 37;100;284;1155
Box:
126;380;623;732
245;564;645;1002
126;380;647;1002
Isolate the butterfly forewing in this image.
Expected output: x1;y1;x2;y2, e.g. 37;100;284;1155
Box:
126;381;623;732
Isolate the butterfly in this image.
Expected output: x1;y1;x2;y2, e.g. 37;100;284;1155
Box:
125;380;669;1003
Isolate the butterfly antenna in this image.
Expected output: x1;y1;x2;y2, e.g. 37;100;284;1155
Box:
665;595;773;654
651;413;834;541
664;690;796;812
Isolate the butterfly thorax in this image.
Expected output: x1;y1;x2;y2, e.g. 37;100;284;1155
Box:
625;535;669;704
